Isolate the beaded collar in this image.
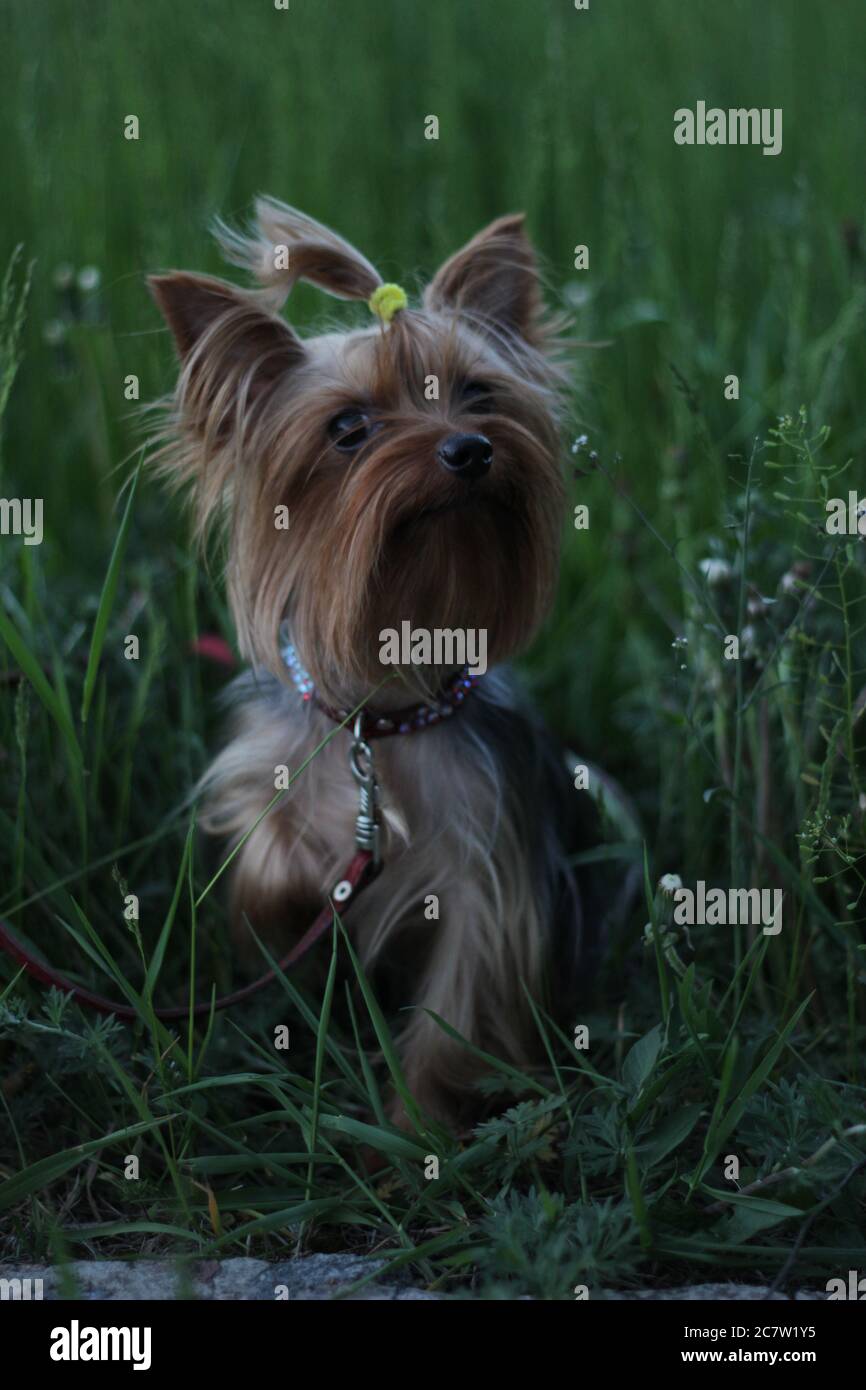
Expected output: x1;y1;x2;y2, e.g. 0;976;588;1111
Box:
281;639;482;739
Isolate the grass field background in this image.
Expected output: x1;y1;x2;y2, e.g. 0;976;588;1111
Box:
1;0;866;1296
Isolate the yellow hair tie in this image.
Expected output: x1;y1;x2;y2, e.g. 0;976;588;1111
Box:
368;283;408;324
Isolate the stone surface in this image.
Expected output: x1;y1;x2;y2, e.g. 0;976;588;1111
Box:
0;1254;439;1301
605;1283;823;1301
0;1261;823;1301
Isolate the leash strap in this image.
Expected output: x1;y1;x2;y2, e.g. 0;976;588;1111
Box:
1;668;388;1023
0;850;378;1022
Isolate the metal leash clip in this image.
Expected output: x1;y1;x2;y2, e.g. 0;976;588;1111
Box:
349;713;382;868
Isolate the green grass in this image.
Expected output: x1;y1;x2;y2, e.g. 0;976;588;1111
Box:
1;0;866;1298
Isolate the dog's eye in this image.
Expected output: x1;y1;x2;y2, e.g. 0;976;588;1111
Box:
461;380;495;413
328;408;371;453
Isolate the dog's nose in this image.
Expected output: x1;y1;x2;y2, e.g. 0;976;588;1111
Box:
437;432;493;481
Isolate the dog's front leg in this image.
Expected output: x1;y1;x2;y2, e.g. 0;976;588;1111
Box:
390;876;543;1131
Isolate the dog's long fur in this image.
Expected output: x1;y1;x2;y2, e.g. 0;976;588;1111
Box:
200;667;584;1122
149;198;590;1126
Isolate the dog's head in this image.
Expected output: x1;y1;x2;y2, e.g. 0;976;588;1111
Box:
150;199;569;704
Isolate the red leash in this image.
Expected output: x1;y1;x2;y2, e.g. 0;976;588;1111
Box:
0;850;377;1022
0;640;480;1023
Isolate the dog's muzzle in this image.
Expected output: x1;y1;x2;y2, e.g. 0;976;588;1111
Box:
437;432;493;480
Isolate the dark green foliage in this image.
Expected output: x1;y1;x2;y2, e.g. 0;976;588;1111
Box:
1;0;865;1297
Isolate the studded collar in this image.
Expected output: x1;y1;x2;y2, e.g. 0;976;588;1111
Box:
281;640;482;739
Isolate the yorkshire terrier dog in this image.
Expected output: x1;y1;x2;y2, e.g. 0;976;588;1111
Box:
150;199;607;1128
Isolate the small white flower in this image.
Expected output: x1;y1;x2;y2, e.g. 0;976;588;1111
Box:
658;873;683;896
43;318;67;346
563;282;592;308
77;265;101;292
699;557;732;584
780;570;799;594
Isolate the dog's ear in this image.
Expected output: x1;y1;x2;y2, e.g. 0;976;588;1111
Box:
149;271;304;415
216;197;382;304
424;214;544;344
150;273;238;358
